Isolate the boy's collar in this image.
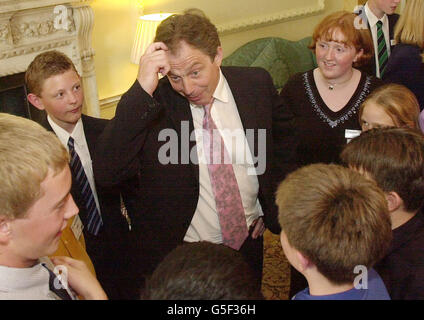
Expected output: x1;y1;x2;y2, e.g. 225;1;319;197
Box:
47;116;84;146
365;2;388;24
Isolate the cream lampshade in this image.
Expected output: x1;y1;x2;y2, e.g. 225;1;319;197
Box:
130;13;173;64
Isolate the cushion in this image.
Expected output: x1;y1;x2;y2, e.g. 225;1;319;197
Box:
222;37;317;90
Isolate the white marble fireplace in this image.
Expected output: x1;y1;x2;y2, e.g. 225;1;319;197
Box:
0;0;99;116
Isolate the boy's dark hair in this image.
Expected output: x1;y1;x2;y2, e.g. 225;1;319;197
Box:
276;164;392;284
25;50;79;96
154;8;221;61
143;241;263;300
341;127;424;212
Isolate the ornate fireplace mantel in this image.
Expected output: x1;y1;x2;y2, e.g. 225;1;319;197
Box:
0;0;100;116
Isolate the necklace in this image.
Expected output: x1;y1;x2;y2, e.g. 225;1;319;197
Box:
325;71;354;90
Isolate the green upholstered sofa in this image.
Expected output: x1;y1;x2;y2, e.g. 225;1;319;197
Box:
222;37;317;91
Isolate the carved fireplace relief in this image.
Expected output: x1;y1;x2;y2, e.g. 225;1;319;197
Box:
0;0;100;117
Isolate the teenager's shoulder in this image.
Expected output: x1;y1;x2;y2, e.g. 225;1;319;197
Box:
80;114;108;137
221;66;275;84
388;13;400;26
81;114;108;126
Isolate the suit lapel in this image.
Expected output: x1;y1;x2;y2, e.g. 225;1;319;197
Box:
39;113;54;132
164;83;199;182
222;67;259;157
388;14;399;48
81;115;96;153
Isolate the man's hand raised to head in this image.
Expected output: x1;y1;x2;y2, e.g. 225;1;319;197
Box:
137;42;170;97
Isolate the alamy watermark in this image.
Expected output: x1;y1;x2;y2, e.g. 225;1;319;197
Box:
353;265;368;290
53;5;70;31
353;5;369;30
53;265;68;290
158;122;267;175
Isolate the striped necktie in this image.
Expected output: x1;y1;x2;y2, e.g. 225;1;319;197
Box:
202;102;248;250
68;136;103;235
376;20;388;77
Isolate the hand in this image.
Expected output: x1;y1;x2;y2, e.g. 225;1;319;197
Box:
251;217;266;239
51;256;108;300
137;42;170;96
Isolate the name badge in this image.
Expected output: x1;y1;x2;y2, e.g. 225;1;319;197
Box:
71;215;84;241
345;129;361;143
390;39;397;46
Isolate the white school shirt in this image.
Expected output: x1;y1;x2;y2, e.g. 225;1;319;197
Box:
184;70;264;244
48;116;101;216
0;257;76;300
365;2;391;78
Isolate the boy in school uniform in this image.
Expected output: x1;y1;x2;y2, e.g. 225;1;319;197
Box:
25;50;139;299
341;127;424;299
275;163;392;300
360;0;400;77
0;113;106;300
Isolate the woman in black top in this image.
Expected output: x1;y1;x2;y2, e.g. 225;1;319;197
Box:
274;11;383;298
275;11;382;179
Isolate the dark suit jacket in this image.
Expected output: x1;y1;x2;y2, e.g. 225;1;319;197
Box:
93;66;283;281
360;13;399;77
383;44;424;110
40;113;140;299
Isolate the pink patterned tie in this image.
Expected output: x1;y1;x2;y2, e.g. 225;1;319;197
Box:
203;102;248;250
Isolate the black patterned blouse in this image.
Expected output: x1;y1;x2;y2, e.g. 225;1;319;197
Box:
277;69;383;170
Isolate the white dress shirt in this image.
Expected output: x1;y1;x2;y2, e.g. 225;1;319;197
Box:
48;116;101;216
365;2;391;78
184;70;263;244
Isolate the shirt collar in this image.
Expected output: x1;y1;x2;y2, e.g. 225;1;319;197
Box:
190;69;229;109
47;116;84;148
365;2;388;28
212;69;228;104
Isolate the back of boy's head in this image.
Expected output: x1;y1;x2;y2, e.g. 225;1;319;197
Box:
0;113;69;220
25;50;78;96
143;241;263;300
359;83;420;130
341;127;424;212
276;163;392;285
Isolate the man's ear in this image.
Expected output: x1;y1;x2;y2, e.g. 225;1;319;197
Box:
0;218;12;245
27;93;45;111
385;191;402;212
214;46;223;67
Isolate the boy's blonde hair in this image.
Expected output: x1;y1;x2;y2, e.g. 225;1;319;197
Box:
276;164;392;284
394;0;424;61
359;83;420;130
0;113;69;219
25;50;79;96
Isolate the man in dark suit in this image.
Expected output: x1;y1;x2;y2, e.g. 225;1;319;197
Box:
93;9;285;294
360;0;400;78
26;50;139;299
